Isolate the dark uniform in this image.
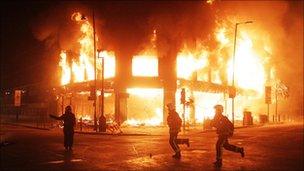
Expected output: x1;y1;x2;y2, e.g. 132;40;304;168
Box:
167;103;189;159
51;106;76;150
211;104;244;167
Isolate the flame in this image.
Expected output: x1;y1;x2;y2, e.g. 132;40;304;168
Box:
125;88;163;126
59;51;71;85
71;12;84;22
177;47;209;79
79;115;92;121
216;28;229;47
59;13;116;85
124;108;163;126
132;55;158;77
226;31;266;94
98;51;116;78
206;0;215;5
59;13;273;126
132;30;158;77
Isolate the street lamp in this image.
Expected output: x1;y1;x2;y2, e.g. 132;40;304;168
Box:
97;49;105;130
232;21;253;126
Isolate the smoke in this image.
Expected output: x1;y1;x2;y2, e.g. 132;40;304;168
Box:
30;2;92;51
148;2;216;59
214;1;303;117
31;2;216;58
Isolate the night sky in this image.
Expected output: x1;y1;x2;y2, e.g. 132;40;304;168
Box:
0;1;214;90
1;1;59;90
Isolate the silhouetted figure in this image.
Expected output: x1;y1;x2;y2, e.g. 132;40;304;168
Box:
99;114;107;132
167;103;189;159
50;106;76;151
211;104;244;168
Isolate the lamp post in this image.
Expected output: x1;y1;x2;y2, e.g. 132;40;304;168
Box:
97;49;105;126
92;10;97;131
232;21;253;126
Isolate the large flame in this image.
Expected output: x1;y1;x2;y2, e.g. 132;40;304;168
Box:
132;30;158;77
132;55;158;77
226;31;266;94
59;13;116;85
177;46;209;79
125;88;163;126
59;12;271;126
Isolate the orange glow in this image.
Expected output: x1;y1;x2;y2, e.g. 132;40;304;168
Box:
79;115;92;121
177;47;209;79
216;28;229;47
125;88;163;126
226;31;266;94
98;51;116;78
206;0;215;5
132;30;158;77
59;13;274;126
59;13;115;85
132;55;158;77
59;51;71;85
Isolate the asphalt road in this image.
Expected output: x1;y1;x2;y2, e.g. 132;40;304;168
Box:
1;123;303;171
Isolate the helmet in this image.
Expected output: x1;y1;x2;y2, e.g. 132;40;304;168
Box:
214;104;223;110
166;103;175;110
65;105;72;113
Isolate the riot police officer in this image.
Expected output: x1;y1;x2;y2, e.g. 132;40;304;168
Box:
211;104;244;167
167;103;189;159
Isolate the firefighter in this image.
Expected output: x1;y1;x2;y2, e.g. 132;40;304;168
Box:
167;103;189;159
50;105;76;151
211;104;245;167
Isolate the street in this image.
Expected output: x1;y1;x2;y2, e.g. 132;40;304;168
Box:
1;123;303;171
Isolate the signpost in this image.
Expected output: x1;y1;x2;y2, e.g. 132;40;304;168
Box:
181;88;186;132
14;90;21;107
14;90;21;121
265;86;272;122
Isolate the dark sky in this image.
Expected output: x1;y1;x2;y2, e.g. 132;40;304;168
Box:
1;1;59;90
1;1;215;90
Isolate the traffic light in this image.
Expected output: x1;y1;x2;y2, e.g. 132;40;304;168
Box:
88;86;96;101
265;86;271;104
181;88;186;104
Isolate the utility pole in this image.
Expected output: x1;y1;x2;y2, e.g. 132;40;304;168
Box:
97;50;105;132
275;85;278;122
101;53;105;122
232;23;238;126
232;21;253;126
181;88;186;132
92;9;97;131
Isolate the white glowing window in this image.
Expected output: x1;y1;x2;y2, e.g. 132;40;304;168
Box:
132;56;158;77
98;51;116;78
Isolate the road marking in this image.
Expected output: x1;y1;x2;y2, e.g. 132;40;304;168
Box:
132;145;139;157
45;159;83;164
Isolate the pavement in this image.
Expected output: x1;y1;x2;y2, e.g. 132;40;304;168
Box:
1;122;303;170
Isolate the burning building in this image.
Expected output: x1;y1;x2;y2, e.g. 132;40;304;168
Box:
53;2;286;127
